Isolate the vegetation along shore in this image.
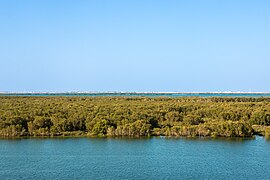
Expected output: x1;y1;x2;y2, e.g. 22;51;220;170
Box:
0;96;270;138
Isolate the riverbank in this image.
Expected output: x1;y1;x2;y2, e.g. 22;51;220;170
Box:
0;127;268;138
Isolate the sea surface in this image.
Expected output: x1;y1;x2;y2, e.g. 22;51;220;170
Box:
1;92;270;97
0;136;270;179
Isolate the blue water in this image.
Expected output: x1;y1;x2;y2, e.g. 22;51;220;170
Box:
1;92;270;97
0;136;270;179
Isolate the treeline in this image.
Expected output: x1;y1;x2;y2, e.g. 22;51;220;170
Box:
0;96;270;137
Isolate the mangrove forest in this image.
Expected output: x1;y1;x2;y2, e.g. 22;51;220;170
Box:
0;96;270;137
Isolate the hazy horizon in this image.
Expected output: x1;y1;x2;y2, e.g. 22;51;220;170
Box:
1;0;270;92
4;90;270;93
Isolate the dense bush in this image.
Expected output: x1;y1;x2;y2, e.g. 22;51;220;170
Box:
0;96;269;137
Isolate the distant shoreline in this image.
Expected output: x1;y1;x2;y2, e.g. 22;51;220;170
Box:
1;91;270;94
1;92;270;98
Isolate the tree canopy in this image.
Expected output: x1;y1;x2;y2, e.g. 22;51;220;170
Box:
0;96;270;137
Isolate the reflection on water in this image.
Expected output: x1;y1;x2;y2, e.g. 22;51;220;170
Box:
0;136;269;179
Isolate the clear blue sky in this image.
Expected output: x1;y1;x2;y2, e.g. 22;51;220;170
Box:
1;0;270;92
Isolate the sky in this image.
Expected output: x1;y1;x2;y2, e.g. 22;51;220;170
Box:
0;0;270;92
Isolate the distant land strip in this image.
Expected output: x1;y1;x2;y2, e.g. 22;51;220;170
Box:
1;92;270;98
1;91;270;94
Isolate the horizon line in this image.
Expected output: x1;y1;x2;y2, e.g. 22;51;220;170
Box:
1;91;270;94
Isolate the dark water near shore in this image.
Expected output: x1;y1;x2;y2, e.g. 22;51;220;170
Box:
0;136;270;179
1;92;270;97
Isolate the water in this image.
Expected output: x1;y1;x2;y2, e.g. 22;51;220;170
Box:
1;92;270;97
0;136;270;179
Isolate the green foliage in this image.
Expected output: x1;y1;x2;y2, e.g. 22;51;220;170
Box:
0;96;269;137
265;127;270;138
92;120;109;135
